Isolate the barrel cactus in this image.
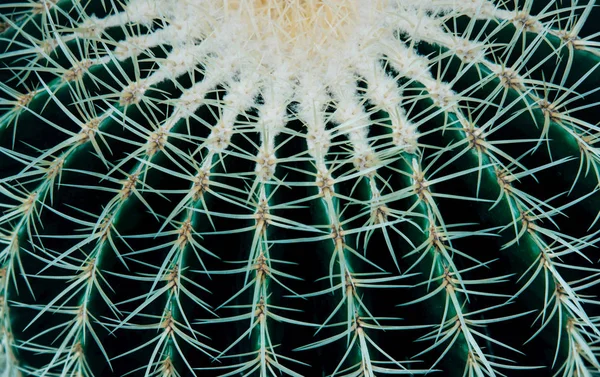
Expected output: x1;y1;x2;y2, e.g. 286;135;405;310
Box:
0;0;599;376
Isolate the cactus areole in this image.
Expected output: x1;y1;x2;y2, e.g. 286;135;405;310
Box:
0;0;599;376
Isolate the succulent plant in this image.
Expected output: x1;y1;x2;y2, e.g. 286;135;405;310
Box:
1;0;600;376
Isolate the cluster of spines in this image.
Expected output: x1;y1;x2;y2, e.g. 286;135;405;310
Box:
0;1;599;377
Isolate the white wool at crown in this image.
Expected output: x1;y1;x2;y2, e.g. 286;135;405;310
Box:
71;0;530;172
79;1;473;106
78;1;424;180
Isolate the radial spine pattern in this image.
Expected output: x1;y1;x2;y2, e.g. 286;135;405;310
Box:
0;1;600;377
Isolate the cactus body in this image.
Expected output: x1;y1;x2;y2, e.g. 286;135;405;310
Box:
0;1;600;376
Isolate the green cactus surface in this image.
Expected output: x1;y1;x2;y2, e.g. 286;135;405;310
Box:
1;1;600;376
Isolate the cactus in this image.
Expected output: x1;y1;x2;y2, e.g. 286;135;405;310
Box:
1;0;600;376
